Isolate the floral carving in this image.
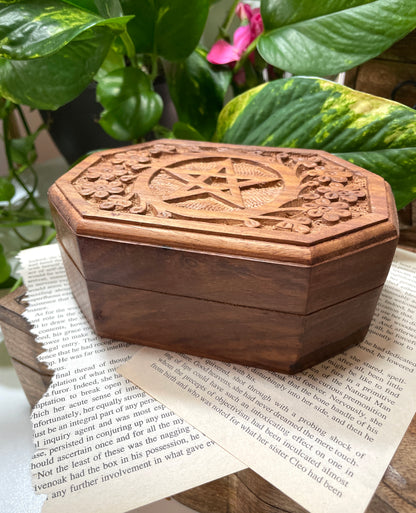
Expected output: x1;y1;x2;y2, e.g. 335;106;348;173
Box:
72;142;370;235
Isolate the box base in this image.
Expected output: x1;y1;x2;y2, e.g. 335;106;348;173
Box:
60;245;382;374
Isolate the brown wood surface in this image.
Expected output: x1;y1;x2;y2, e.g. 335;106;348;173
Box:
49;141;398;266
59;241;383;374
0;286;415;512
48;140;399;373
0;287;53;407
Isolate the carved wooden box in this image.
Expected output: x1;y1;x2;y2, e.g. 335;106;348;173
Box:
48;140;399;373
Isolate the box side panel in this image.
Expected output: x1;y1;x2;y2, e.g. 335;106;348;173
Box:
87;280;304;373
85;281;382;374
49;192;86;277
293;285;383;372
306;239;397;313
76;236;311;314
58;244;97;333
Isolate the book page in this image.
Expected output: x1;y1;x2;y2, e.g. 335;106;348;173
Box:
119;248;416;513
19;244;244;513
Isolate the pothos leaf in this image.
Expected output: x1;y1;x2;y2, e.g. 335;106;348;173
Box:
165;48;231;140
0;0;130;59
0;27;116;109
0;177;15;202
214;77;416;210
259;0;416;76
96;67;163;140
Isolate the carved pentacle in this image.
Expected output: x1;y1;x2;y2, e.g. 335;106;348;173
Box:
70;141;375;239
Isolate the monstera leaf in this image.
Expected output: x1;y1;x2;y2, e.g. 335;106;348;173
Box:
0;0;130;109
258;0;416;76
215;77;416;210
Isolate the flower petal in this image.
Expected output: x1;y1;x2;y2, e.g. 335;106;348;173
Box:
236;3;253;21
250;11;264;38
207;39;242;64
233;25;253;53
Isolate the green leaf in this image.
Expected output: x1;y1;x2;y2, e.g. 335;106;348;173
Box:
165;48;231;140
172;122;205;141
0;243;11;284
120;0;155;54
94;45;125;81
96;67;163;140
259;0;416;76
64;0;124;17
120;0;210;60
9;125;44;166
0;26;115;109
61;0;100;14
155;0;210;60
214;77;416;210
0;177;15;202
94;0;123;18
0;0;130;60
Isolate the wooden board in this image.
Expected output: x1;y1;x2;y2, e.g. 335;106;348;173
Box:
0;287;53;407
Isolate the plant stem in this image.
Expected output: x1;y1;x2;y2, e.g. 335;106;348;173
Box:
16;105;30;136
233;36;260;73
121;31;137;67
3;110;44;216
149;52;159;82
12;171;44;215
2;113;15;180
43;229;57;246
10;276;22;292
18;165;39;212
220;0;240;39
12;225;47;246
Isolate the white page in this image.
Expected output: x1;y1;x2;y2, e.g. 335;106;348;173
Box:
19;244;244;513
119;248;416;513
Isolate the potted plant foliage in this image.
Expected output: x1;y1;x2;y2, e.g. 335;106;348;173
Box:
1;0;416;289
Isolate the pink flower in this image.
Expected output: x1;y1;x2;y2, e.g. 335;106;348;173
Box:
207;3;264;66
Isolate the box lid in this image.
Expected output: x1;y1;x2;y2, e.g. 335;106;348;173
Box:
48;140;398;265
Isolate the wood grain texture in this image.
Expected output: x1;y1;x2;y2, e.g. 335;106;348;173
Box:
0;287;52;378
59;241;382;374
49;141;398;265
49;140;399;372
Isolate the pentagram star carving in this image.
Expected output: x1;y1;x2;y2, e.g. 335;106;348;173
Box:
159;159;281;209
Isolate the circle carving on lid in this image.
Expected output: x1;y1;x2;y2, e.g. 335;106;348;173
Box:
71;142;371;236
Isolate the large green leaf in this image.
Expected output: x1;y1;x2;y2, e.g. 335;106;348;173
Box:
96;67;163;140
120;0;210;60
61;0;99;14
165;48;231;140
214;77;416;209
0;27;114;109
259;0;416;76
0;0;129;59
155;0;210;60
120;0;155;54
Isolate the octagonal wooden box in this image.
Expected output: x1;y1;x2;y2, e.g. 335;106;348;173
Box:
48;140;399;373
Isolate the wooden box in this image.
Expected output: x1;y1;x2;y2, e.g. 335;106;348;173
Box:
48;140;399;373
